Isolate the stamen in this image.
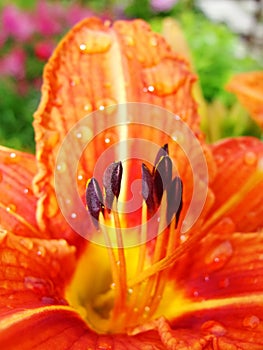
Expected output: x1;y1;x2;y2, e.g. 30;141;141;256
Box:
84;144;187;332
166;176;183;227
153;155;172;205
142;163;155;214
154;143;169;167
86;178;104;228
103;161;123;211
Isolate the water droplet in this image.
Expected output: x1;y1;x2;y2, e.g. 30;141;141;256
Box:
205;240;233;272
74;126;92;143
6;204;16;213
36;246;46;257
84;103;92;112
79;43;86;51
71;212;77;219
147;85;155;92
110;283;116;290
77;174;84;181
193;290;199;297
243;315;260;329
150;36;158;46
70;76;80;86
56;163;67;173
204;275;210;282
97;341;112;350
95;98;117;111
4;152;20;164
23;188;29;194
244;151;257;166
172;131;185;144
102;131;118;145
201;320;227;336
78;31;112;54
124;35;135;46
127;288;133;295
144;306;150;313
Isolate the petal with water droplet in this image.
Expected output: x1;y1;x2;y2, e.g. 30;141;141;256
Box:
210;137;263;232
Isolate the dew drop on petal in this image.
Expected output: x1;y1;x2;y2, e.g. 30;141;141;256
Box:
243;315;260;329
201;320;227;336
77;174;84;181
97;341;112;350
36;246;46;257
172;131;185;144
150;36;158;46
244;151;257;166
127;288;133;295
6;204;17;213
144;306;150;313
205;240;233;272
23;188;29;194
71;212;77;219
78;31;112;54
95;98;117;111
147;85;155;92
124;35;135;46
83;103;92;112
103;131;118;145
56;162;67;173
74;126;93;143
10;152;16;159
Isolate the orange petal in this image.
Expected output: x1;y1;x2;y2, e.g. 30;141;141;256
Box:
0;230;76;313
227;71;263;129
0;305;166;349
33;17;199;242
0;147;42;238
209;136;263;232
178;231;263;300
167;230;263;349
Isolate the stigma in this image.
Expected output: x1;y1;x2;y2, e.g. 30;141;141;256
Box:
85;144;183;334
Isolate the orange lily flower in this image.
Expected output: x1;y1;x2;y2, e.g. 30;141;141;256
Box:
227;71;263;129
1;18;263;350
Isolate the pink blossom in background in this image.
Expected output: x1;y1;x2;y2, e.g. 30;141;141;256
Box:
2;5;35;41
34;41;55;61
34;0;64;36
151;0;178;12
0;48;26;79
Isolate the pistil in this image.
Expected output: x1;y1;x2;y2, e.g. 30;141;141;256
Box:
85;144;185;333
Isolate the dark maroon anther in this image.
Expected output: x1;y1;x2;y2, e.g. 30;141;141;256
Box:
86;178;104;228
154;143;169;168
166;176;183;227
103;161;123;211
142;163;155;213
153;155;172;205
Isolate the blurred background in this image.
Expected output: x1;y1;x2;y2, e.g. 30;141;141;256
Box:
0;0;262;152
